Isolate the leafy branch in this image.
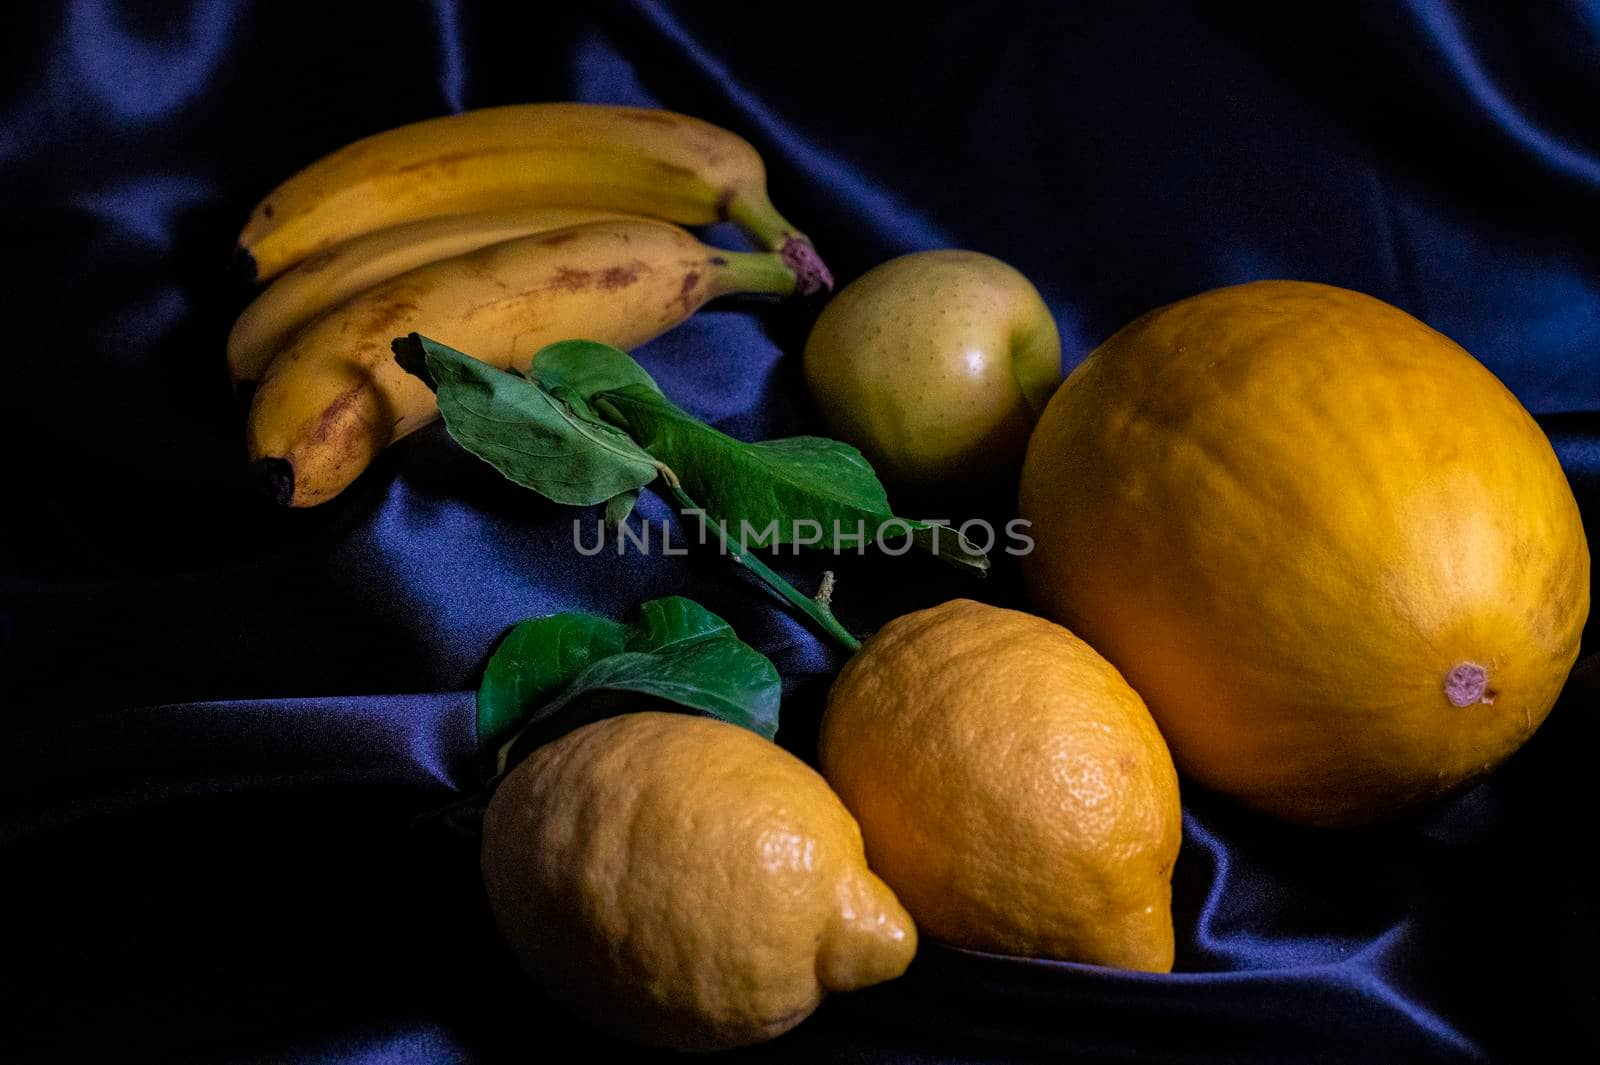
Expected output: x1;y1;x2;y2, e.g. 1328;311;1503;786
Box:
394;334;987;651
477;596;781;778
654;465;860;652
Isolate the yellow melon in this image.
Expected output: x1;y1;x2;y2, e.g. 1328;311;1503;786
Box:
1019;280;1589;825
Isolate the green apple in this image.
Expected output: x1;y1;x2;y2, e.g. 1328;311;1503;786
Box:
802;250;1062;487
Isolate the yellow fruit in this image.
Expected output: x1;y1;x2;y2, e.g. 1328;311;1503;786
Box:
246;217;796;507
237;102;831;293
480;712;917;1051
802;250;1062;486
227;205;643;384
1020;280;1590;826
819;599;1181;972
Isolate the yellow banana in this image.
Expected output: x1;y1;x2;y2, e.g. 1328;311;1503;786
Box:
228;205;643;384
247;218;796;508
238;103;832;294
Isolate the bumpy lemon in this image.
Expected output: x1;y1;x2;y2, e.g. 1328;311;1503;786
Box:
819;600;1182;972
480;712;917;1051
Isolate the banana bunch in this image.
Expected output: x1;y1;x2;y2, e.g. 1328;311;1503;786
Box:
228;205;641;383
233;103;826;507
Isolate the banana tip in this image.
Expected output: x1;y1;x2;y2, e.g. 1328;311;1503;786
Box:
781;237;833;296
252;457;295;506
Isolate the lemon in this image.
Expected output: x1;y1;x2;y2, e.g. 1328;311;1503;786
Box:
819;599;1181;972
480;711;917;1051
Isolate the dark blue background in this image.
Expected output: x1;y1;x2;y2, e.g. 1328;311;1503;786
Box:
2;2;1597;1061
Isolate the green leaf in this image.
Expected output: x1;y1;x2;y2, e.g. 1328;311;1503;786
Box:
528;338;665;400
911;522;994;573
604;488;639;528
477;612;628;759
628;595;737;646
596;385;989;572
393;333;659;506
477;596;782;776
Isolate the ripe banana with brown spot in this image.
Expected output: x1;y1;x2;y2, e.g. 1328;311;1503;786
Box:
246;217;796;508
238;103;832;294
228;205;645;384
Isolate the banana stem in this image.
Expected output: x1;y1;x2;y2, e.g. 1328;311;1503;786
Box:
657;467;862;653
724;194;833;295
725;193;801;251
714;250;800;300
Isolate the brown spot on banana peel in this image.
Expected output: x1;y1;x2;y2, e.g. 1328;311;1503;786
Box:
599;264;643;290
309;385;369;446
677;270;701;314
715;187;736;221
552;267;591;292
392;149;479;177
452;258;511;290
613;109;730;163
654;160;699;181
548;263;647;293
357;298;423;339
292;380;392;506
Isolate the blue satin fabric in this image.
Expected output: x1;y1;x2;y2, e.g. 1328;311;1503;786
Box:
2;2;1597;1061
